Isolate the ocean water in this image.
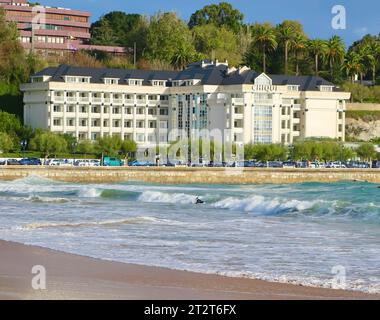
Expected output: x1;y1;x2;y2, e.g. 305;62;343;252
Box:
0;176;379;293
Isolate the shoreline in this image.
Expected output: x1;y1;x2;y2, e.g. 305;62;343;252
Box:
1;166;380;184
0;240;378;300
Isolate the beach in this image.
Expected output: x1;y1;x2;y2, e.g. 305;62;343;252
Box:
0;177;379;299
0;240;377;300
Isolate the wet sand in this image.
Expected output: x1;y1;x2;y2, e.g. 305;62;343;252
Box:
0;240;378;300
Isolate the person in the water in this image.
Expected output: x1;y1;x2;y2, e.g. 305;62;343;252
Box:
195;197;204;204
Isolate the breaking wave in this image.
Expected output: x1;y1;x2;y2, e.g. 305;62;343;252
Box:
213;195;316;215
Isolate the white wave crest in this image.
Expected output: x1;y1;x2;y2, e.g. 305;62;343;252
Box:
138;191;196;204
77;187;102;198
21;216;161;230
213;195;315;215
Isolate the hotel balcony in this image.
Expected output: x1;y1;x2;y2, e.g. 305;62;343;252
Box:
136;99;147;106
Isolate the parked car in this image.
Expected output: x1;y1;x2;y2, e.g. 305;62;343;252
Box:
372;160;380;168
103;157;123;167
6;159;20;165
0;159;6;165
283;161;297;168
268;161;283;168
129;160;155;167
19;158;42;166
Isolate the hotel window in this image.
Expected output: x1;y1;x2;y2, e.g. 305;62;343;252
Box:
287;85;299;91
338;112;343;120
125;107;132;115
80;119;87;127
160;95;169;101
148;121;157;128
67;119;75;127
113;120;120;128
78;133;87;140
137;108;145;115
319;85;334;92
53;118;62;126
66;105;75;113
136;133;145;142
91;106;100;113
103;120;109;127
53;105;62;112
112;107;120;114
338;124;343;132
128;79;143;86
79;106;87;113
159;121;168;129
148;95;158;101
160;108;168;116
124;134;133;140
137;121;145;128
103;106;109;113
91;133;99;141
148;134;156;142
152;80;166;86
104;78;119;85
124;120;132;128
148;108;156;115
91;119;100;127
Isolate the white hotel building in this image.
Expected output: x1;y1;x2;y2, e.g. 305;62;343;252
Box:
21;60;351;148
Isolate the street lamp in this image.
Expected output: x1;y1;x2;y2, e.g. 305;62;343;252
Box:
20;140;28;158
72;141;78;166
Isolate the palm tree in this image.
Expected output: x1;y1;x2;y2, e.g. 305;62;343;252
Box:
293;34;308;76
325;36;346;80
170;43;195;70
363;41;380;84
308;39;328;76
251;23;278;73
343;52;365;84
277;24;297;74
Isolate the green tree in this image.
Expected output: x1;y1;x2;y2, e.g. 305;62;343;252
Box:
146;12;196;65
120;139;137;161
192;24;240;65
356;143;376;161
250;23;278;73
325;36;346;81
188;2;244;33
0;132;13;152
276;22;298;74
0;111;22;136
308;39;328;76
293;34;308;75
30;131;68;159
96;135;122;156
77;139;95;157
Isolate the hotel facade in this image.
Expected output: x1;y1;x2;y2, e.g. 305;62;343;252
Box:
0;0;124;55
21;61;351;149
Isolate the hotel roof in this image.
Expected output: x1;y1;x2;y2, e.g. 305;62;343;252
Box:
33;62;337;91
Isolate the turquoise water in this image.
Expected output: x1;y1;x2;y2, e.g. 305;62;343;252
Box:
0;176;379;293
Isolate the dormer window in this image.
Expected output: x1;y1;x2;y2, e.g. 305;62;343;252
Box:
172;80;182;87
127;79;143;86
319;85;334;92
152;80;166;87
64;76;91;83
104;78;119;85
287;85;299;92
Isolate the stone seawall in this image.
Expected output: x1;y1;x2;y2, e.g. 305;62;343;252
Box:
0;166;380;184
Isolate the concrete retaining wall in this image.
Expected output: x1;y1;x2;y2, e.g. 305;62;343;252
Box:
0;166;380;184
347;103;380;111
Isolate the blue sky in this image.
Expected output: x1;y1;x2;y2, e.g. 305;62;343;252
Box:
42;0;379;46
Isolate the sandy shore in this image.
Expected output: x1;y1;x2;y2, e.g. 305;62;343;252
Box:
0;240;378;300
